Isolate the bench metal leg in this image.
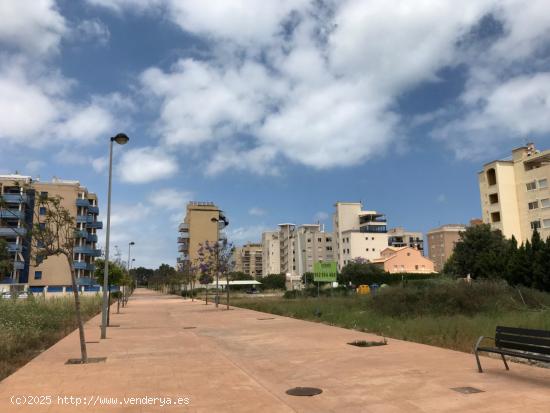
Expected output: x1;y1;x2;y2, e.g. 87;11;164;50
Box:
475;349;483;373
474;336;485;373
500;354;509;370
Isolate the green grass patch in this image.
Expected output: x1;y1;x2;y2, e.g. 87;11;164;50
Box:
0;295;102;381
230;280;550;353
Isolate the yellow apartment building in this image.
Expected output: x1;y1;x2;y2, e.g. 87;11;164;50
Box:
479;143;550;242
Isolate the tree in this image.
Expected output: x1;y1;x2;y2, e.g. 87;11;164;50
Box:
130;266;154;286
229;271;253;281
338;258;385;286
30;195;89;363
93;258;125;286
0;239;12;280
197;240;235;307
261;274;286;290
443;224;511;279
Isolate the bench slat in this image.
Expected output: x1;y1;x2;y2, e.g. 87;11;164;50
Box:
477;346;550;363
495;340;550;356
496;332;550;349
496;326;550;339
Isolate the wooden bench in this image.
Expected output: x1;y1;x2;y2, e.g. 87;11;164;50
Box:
474;326;550;373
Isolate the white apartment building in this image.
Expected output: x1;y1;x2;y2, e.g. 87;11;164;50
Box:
261;230;280;276
294;224;335;277
479;143;550;242
333;202;389;270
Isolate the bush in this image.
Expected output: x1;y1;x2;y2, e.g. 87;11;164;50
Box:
261;274;286;290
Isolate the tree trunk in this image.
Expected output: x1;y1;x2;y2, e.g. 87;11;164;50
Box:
68;258;88;363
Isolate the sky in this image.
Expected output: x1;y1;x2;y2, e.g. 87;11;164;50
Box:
2;0;550;268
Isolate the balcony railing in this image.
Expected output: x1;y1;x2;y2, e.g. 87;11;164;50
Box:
7;243;23;252
74;246;102;257
73;261;95;271
76;199;90;207
87;221;103;229
177;234;189;242
178;245;189;253
0;227;27;236
14;261;25;270
75;230;98;243
1;194;28;204
0;210;23;219
88;206;99;214
178;223;189;232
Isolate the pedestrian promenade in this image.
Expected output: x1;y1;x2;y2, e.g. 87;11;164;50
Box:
1;288;549;412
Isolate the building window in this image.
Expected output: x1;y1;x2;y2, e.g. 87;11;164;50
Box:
491;212;501;223
487;168;497;185
39;206;47;215
39;191;48;199
539;179;548;189
317;238;322;242
34;271;42;280
489;193;499;204
541;198;550;208
366;248;369;251
528;201;539;210
543;219;550;229
531;220;541;230
526;181;537;191
39;223;46;230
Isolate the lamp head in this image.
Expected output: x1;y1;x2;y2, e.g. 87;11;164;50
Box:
111;133;130;145
129;241;135;246
211;217;219;223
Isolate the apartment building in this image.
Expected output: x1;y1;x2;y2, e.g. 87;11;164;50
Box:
233;242;262;277
261;230;280;276
177;202;228;269
0;175;102;287
294;224;335;277
387;227;424;253
278;223;296;277
333;202;389;270
479;143;550;242
427;224;466;272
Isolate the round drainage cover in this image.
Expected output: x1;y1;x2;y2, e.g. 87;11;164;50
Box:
286;387;322;397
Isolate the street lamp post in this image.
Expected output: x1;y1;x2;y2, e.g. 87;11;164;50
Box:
124;241;135;307
101;133;129;340
210;216;229;309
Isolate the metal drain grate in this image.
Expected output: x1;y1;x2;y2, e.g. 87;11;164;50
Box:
286;387;322;397
451;387;484;394
86;341;100;344
183;326;196;329
257;317;275;320
66;357;107;365
348;339;387;347
107;324;120;327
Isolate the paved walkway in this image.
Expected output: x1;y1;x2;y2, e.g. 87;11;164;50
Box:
1;289;550;412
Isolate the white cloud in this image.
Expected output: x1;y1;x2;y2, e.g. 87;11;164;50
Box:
0;0;66;55
110;202;151;226
314;211;329;222
436;194;447;203
248;207;266;217
118;147;179;183
148;188;193;210
91;156;108;173
25;160;46;174
91;0;550;168
228;225;267;244
72;19;110;45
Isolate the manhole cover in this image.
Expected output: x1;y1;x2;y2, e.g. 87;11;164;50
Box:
183;326;196;329
348;340;387;347
66;357;107;365
451;387;484;394
257;317;275;320
286;387;322;397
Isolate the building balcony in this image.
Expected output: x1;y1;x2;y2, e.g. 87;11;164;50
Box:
88;206;99;214
0;227;27;237
178;244;189;253
178;223;189;232
177;256;190;263
76;199;90;207
1;194;28;204
14;261;25;270
0;210;23;219
87;221;103;229
75;230;98;243
74;246;102;257
73;261;96;271
76;215;87;223
177;234;189;242
8;243;23;252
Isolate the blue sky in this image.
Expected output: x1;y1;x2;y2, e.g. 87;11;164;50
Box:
2;1;550;268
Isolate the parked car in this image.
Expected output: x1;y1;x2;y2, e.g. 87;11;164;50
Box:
1;292;12;300
17;292;29;299
246;288;260;294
